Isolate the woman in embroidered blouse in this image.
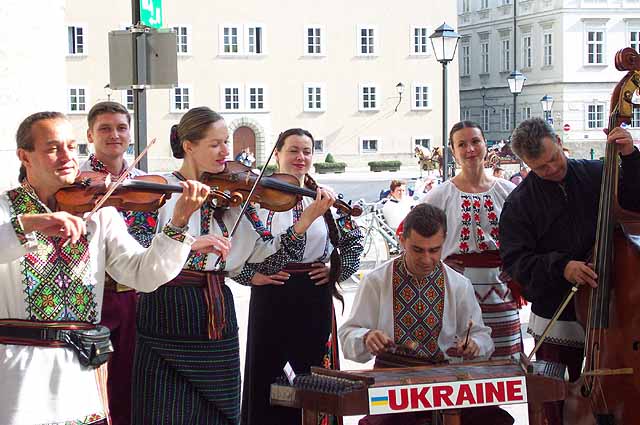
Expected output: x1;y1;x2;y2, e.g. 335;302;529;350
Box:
131;109;334;425
239;128;364;425
421;121;522;360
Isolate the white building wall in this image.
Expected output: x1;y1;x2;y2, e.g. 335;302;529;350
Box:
458;0;640;159
0;0;67;190
63;0;459;171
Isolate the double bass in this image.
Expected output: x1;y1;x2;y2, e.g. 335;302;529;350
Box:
564;48;640;424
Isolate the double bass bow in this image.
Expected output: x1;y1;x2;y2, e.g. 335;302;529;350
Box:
562;47;640;425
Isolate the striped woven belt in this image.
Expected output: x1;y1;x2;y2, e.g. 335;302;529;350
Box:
282;262;317;273
447;250;502;268
163;270;227;340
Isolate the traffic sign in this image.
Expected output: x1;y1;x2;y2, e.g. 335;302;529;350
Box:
140;0;163;28
563;123;571;132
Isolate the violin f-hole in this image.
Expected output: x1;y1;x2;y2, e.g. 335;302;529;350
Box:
633;341;640;351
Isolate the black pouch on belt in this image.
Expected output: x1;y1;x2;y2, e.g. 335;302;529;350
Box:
62;325;114;368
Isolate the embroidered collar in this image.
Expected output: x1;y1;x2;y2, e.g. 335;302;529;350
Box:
397;254;442;286
88;154;127;177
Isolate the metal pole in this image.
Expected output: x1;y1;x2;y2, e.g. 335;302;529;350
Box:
512;93;517;131
131;0;149;172
442;61;449;181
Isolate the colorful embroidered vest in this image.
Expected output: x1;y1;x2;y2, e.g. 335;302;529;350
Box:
392;256;445;362
8;185;97;322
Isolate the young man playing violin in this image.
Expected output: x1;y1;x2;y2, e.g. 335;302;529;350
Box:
0;111;211;425
79;101;151;425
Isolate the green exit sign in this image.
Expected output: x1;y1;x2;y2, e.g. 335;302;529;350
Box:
140;0;163;28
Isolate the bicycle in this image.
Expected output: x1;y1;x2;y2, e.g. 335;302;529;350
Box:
352;201;401;281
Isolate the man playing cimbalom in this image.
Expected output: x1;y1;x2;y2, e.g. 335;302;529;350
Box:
79;101;153;425
339;204;513;425
0;111;212;425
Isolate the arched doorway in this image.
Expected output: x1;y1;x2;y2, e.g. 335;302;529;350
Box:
233;126;256;160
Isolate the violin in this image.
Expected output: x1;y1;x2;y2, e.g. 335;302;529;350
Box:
200;161;363;216
55;171;243;214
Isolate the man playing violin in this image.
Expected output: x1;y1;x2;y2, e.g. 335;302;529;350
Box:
499;117;640;425
79;101;151;425
0;111;211;425
339;203;513;425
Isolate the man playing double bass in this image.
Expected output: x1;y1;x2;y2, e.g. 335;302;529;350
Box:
499;117;640;424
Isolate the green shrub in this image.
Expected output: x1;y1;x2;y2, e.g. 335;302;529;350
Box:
314;161;346;170
367;160;402;168
324;153;336;163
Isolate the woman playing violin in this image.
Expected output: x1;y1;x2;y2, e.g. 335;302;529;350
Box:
239;128;364;425
131;109;334;425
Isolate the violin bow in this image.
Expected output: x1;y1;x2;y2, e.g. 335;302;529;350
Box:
211;135;282;271
85;138;157;222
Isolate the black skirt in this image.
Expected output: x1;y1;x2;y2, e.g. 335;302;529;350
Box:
240;271;333;425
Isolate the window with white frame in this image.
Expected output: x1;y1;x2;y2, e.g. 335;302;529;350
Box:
412;27;429;55
462;0;470;13
173;26;190;54
361;139;378;153
501;39;511;71
247;86;265;110
632;105;640;127
67;25;86;55
630;30;640;52
522;35;532;68
481;0;489;9
246;25;264;54
462;108;471;121
481;41;490;73
461;44;470;76
68;87;87;113
221;26;240;54
314;139;324;153
171;86;190;112
413;85;430;110
359;85;378;111
587;104;605;128
304;84;325;112
305;27;323;55
543;32;553;66
122;89;134;111
482;109;490;131
222;86;242;111
586;28;605;64
414;138;430;149
358;26;376;55
522;106;532;120
502;107;511;131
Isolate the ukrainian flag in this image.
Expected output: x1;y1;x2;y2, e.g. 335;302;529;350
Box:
370;396;389;406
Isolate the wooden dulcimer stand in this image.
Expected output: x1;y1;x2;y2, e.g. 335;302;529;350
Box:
271;358;567;425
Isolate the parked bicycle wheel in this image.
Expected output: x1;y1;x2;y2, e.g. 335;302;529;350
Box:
352;226;390;283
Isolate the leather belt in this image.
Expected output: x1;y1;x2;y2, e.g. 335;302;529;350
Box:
104;274;134;293
282;263;317;274
0;319;94;347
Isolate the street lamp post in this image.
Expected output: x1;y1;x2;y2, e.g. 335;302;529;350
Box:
394;82;405;112
540;94;554;125
430;23;460;181
507;70;526;131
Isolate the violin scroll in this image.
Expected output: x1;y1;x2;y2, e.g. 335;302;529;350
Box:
615;47;640;72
